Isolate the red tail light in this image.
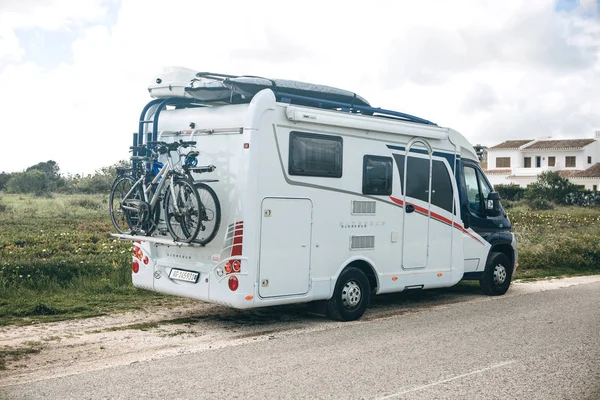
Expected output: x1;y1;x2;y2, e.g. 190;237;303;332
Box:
143;256;149;265
231;221;243;257
132;260;140;273
228;276;239;291
232;260;241;272
134;246;143;260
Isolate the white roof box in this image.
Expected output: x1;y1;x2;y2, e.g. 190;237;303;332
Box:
147;66;197;99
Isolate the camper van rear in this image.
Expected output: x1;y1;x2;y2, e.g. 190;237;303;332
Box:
113;69;517;321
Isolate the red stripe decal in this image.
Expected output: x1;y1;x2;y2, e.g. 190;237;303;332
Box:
389;196;484;245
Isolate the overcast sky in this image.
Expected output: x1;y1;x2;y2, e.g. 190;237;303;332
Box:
1;0;599;175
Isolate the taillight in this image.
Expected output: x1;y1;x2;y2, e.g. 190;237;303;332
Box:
228;276;239;291
224;259;241;274
143;256;149;265
134;246;143;260
132;260;140;273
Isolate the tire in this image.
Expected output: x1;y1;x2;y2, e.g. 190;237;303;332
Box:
109;175;158;235
164;179;202;243
480;252;513;296
326;267;370;321
193;183;221;246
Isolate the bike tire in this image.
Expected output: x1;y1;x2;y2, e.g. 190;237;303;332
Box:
193;182;221;246
164;179;202;243
109;175;158;235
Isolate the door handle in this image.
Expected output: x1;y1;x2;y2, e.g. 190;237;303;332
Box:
406;204;415;213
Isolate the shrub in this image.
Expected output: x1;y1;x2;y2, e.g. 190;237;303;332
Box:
69;198;103;210
526;171;577;204
528;198;554;210
495;184;526;201
565;190;600;207
6;170;48;195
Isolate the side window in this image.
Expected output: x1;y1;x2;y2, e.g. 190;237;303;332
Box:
464;166;481;214
431;160;454;213
363;155;393;195
289;132;342;177
406;156;430;203
479;173;492;202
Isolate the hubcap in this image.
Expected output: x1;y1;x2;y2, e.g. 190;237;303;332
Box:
493;264;507;285
341;280;362;309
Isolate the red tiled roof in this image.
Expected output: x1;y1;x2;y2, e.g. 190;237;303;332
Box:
489;140;533;150
524;139;595;150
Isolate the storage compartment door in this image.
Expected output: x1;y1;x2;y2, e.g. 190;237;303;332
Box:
259;198;312;298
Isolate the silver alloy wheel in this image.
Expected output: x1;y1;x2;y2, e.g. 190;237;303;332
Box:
493;264;507;285
341;280;362;309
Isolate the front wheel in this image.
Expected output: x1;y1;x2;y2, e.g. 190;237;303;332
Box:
164;179;202;243
480;252;513;296
326;267;370;321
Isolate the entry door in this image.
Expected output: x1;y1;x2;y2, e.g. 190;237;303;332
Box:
402;143;432;269
259;198;312;298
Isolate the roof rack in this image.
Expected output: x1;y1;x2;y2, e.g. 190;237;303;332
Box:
133;85;436;165
274;91;436;126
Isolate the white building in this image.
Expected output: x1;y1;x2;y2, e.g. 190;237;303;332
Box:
485;131;600;190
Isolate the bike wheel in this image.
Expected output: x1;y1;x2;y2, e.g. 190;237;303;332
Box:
109;175;159;235
194;183;221;245
164;179;202;243
109;175;137;234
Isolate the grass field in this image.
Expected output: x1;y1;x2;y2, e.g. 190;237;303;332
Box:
0;194;169;326
1;194;599;326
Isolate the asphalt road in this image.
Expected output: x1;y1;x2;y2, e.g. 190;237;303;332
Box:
2;281;599;400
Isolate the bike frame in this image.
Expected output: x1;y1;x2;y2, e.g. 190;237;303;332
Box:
121;156;181;216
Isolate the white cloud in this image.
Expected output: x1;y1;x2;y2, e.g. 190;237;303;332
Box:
0;0;599;175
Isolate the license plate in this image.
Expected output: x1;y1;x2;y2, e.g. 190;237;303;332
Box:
168;269;199;283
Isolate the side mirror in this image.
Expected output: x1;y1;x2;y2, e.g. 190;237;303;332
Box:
486;191;502;217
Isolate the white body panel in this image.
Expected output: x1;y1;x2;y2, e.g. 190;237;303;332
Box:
131;88;497;310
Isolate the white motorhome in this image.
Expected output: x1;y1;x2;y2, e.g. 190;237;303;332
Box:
116;67;517;321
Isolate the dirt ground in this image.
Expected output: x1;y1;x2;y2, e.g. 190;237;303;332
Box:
1;275;598;388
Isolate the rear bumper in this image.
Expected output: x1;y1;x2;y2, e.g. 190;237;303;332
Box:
132;258;256;309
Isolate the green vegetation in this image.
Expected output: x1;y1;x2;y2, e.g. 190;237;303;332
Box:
0;159;129;195
508;205;600;279
0;193;170;326
496;171;600;208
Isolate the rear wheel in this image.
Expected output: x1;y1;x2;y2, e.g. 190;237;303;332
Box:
164;179;202;243
109;175;158;235
193;183;221;245
326;267;370;321
480;252;513;296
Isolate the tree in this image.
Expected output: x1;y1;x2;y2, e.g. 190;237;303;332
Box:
526;171;577;204
6;170;48;195
0;172;11;191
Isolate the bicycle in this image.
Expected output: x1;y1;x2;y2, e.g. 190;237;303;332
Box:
109;140;203;243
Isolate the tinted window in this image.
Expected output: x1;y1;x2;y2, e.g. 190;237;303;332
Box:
464;166;481;214
406;156;430;203
431;160;454;213
362;155;393;195
289;132;342;177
